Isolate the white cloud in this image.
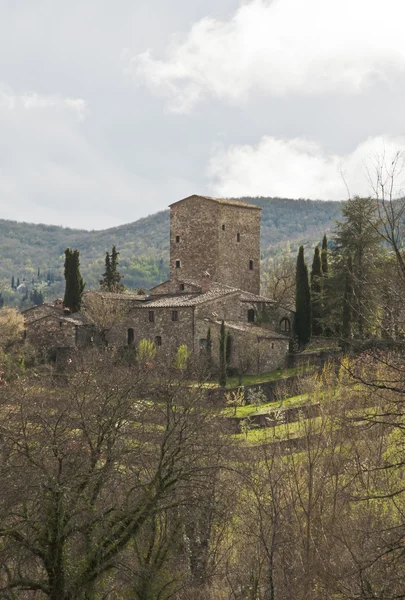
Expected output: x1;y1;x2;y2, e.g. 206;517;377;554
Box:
133;0;405;111
207;135;405;200
0;86;87;118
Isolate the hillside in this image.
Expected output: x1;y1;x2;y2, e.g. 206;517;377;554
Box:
0;197;342;304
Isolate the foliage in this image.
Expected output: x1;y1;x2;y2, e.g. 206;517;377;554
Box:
63;247;85;313
294;245;311;348
137;338;157;363
99;245;125;293
219;320;227;387
310;246;322;336
173;344;191;371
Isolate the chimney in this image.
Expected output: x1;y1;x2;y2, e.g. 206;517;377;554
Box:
201;271;211;293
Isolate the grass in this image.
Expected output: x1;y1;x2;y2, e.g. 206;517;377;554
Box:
225;365;316;389
221;393;310;419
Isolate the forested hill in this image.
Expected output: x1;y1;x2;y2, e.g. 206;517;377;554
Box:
0;197;342;302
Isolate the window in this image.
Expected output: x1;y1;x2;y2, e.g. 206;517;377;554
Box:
237;233;240;242
247;309;255;323
149;311;155;323
172;310;178;322
59;321;63;328
280;318;291;333
199;338;207;352
127;328;134;345
222;224;225;231
271;342;274;349
179;283;185;291
175;235;180;243
155;336;162;347
249;260;254;271
175;260;181;268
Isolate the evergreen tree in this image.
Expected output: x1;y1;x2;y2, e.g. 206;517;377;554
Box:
30;289;44;306
332;196;383;338
294;246;311;348
321;234;328;276
0;293;4;309
100;245;125;292
37;267;40;279
219;320;227;387
206;327;212;369
63;248;85;313
342;255;353;341
311;246;323;336
11;276;14;290
16;278;20;288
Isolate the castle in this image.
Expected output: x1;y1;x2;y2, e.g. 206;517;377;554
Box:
24;195;294;374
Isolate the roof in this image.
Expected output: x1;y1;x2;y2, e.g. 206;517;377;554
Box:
169;194;261;211
240;291;277;303
83;291;147;301
140;285;239;308
212;320;290;340
26;312;89;327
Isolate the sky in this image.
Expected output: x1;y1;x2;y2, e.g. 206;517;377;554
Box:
1;0;405;230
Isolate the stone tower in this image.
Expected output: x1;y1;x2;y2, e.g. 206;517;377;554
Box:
169;194;261;295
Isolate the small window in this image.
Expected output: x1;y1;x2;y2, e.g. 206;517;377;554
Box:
271;342;274;349
127;328;134;345
237;233;240;242
247;309;255;323
249;260;254;271
175;235;180;243
179;283;185;291
172;310;178;322
149;311;155;323
155;336;162;347
175;260;181;268
59;321;63;328
280;318;291;333
222;224;225;231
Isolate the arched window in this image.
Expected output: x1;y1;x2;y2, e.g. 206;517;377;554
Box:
127;328;134;345
155;336;162;347
247;309;255;323
280;318;291;333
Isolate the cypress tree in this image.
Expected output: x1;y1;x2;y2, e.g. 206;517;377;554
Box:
311;246;323;336
342;255;353;341
219;320;227;387
11;276;14;289
100;246;125;292
321;234;328;276
63;248;85;313
0;292;4;309
206;327;212;369
294;246;311;348
16;278;20;288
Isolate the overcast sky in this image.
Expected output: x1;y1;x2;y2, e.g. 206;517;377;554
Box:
1;0;405;230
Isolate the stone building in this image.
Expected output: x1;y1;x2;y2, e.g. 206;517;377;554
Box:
105;195;294;374
24;195;294;374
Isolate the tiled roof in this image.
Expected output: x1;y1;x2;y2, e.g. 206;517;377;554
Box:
169;194;261;210
141;286;239;308
83;291;147;301
240;291;276;303
213;320;290;340
26;312;89;326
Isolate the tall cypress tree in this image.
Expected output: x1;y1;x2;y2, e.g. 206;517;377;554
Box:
311;246;323;336
63;248;85;313
321;234;328;276
11;276;14;290
100;245;125;292
342;255;353;341
219;320;227;387
206;327;212;369
294;246;311;348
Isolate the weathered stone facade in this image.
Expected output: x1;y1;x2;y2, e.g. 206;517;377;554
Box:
169;195;261;295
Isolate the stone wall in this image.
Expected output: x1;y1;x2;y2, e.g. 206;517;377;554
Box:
26;315;77;349
241;300;293;335
195;291;241;322
196;319;289;375
108;306;195;359
170;196;261;294
217;202;261;295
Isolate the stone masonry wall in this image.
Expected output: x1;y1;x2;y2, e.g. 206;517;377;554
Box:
107;306;195;359
217;203;261;295
26;316;77;349
170;197;220;283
